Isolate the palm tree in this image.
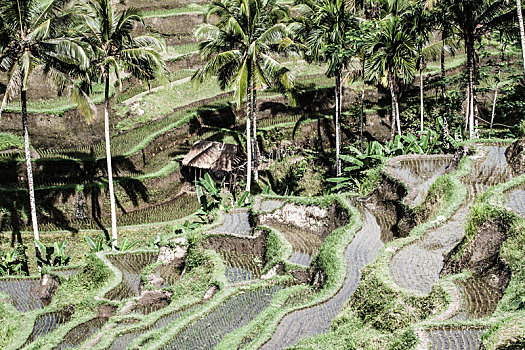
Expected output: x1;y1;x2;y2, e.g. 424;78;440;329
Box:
193;0;293;189
409;3;456;133
410;2;433;132
444;0;511;138
0;0;88;265
516;0;525;76
292;0;357;176
78;0;165;249
366;16;416;139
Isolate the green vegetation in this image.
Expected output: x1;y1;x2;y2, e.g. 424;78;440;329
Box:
1;0;525;348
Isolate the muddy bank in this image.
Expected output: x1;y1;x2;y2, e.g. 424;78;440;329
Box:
505;138;525;176
441;219;511;295
366;176;416;241
204;228;268;259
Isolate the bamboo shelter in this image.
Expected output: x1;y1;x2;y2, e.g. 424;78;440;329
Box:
181;140;247;188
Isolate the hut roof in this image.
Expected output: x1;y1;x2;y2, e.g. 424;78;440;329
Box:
181;140;245;172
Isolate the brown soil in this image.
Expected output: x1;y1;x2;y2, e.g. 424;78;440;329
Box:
204;228;269;259
167;53;203;71
441;219;511;293
97;304;118;318
135;13;205;38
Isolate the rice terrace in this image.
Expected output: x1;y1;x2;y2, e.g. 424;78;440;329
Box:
2;0;525;349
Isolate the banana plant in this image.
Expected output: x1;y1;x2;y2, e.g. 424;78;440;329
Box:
85;236;111;253
118;239;139;251
196;173;224;213
0;250;22;276
327;141;385;192
35;240;71;267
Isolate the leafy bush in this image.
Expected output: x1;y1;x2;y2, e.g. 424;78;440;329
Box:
0;133;24;151
186;231;206;270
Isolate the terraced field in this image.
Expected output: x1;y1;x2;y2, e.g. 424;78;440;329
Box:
108;305;200;350
386;144;515;349
158;284;285;349
426;326;483;350
53;317;107;350
390;145;513;294
221;252;263;284
386;155;454;207
210;210;252;236
0;278;43;312
105;252;158;300
270;223;321;267
258;202;344;268
504;185;525;217
261;208;383;349
457;277;502;319
22;307;75;347
254;198;285;213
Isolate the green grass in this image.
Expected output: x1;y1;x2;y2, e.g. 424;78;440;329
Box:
142;4;207;18
0;132;24;151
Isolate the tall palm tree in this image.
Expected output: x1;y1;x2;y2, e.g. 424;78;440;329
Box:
409;2;455;133
0;0;88;264
516;0;525;76
444;0;511;138
366;16;416;139
194;0;293;189
78;0;165;249
292;0;357;176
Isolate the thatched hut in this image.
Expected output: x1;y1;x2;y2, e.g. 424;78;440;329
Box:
181;140;246;187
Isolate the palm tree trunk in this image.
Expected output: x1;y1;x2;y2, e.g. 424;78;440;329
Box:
335;71;341;176
490;83;499;135
245;75;252;193
466;37;475;138
441;29;447;99
252;83;258;183
21;90;41;268
103;74;118;249
360;57;366;152
419;64;424;132
388;69;401;138
517;0;525;76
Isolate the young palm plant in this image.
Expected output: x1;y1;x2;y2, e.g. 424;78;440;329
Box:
193;0;294;190
78;0;165;249
0;0;89;265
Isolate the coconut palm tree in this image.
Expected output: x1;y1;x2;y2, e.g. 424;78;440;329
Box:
366;15;416;139
193;0;293;189
0;0;89;264
78;0;165;249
